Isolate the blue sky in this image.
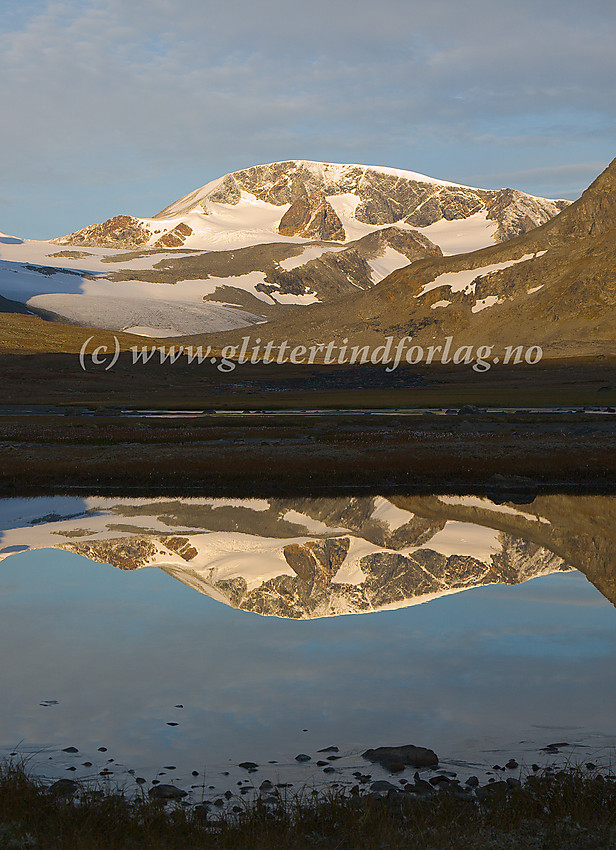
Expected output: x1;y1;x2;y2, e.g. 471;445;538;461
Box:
1;0;615;239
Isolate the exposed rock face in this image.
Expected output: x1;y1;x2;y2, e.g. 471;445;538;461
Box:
52;215;152;248
485;189;569;242
153;222;193;248
52;217;193;250
283;538;350;588
157;160;570;242
278;190;345;240
162;536;198;561
349;226;442;263
404;189;484;227
60;536;160;570
540;156;616;241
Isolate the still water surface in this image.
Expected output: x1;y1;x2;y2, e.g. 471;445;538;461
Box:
1;495;615;797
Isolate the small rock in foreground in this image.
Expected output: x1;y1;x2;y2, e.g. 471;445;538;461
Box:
49;779;79;796
148;784;188;801
362;744;438;770
370;780;399;793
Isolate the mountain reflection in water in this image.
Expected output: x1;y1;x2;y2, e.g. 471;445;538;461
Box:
1;494;614;615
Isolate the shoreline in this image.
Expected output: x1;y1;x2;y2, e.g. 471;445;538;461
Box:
2;755;615;849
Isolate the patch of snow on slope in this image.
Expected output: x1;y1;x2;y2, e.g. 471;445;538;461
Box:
272;290;320;305
123;326;182;337
371;497;415;531
331;558;366;586
151;194;300;250
417;254;537;298
472;295;502;313
326;193;375;241
282;510;349;533
169;532;296;590
368;247;411;283
278;246;342;271
0;262;91;301
180;271;272;303
431;300;451;309
153;174;227;217
412;521;502;564
203;498;270;511
26;293;264;335
0;511;200;559
437;496;550;524
416;211;499;255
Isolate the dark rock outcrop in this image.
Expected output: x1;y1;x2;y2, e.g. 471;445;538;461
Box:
278;190;345;241
153;222;193;248
283;537;350;588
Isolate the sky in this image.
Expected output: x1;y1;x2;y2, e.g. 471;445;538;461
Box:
1;0;615;239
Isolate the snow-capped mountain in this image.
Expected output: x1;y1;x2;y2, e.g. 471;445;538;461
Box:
250;157;616;359
0;161;568;339
0;495;570;619
56;160;570;252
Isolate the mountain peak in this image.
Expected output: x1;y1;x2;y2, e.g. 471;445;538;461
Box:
545;157;616;240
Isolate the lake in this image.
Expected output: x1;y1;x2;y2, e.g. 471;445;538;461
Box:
1;494;615;801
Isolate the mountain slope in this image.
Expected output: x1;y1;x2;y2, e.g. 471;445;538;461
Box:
221;158;616;358
0;161;569;342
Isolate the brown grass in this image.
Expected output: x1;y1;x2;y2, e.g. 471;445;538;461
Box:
1;759;615;849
